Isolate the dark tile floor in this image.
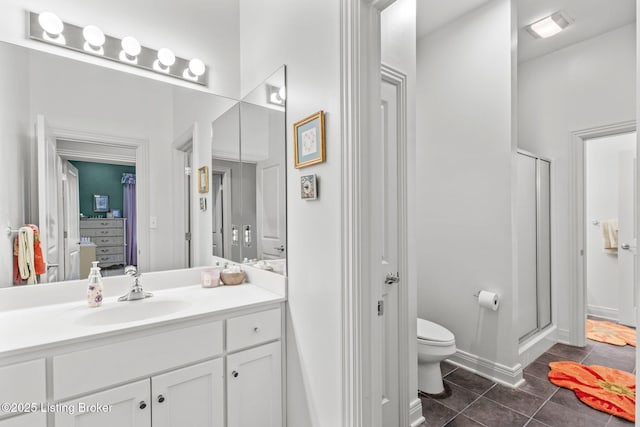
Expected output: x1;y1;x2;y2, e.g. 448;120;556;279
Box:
419;339;636;427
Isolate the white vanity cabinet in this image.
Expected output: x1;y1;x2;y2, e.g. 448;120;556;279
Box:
227;341;282;427
225;308;283;427
55;380;150;427
152;358;224;427
0;412;46;427
56;359;224;427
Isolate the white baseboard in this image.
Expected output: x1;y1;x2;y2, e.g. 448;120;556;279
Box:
587;305;619;321
518;325;557;367
409;398;424;427
447;350;524;388
556;328;571;344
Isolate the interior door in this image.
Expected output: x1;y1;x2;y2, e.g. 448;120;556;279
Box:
63;161;80;280
211;173;224;257
618;153;636;326
37;115;61;283
184;150;193;267
379;78;400;427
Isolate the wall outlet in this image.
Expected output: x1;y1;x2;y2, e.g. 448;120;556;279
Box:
150;216;158;229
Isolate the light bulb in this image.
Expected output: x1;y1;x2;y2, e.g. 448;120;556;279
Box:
188;58;205;76
121;36;141;57
278;86;286;101
83;25;105;47
38;11;63;36
158;48;175;67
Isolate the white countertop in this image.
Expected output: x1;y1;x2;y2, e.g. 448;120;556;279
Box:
0;267;286;359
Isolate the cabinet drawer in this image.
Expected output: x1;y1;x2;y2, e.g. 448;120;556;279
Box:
226;308;281;352
53;321;223;400
97;254;124;264
92;236;123;246
83;228;124;237
80;219;123;228
0;360;46;417
96;246;123;255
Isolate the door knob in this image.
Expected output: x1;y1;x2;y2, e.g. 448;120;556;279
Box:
274;245;285;252
385;272;400;285
621;243;631;250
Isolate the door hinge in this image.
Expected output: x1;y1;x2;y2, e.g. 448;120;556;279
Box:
185;232;191;241
377;300;384;316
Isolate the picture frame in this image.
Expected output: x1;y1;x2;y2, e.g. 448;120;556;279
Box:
300;174;318;200
198;166;209;193
93;194;109;212
294;111;325;168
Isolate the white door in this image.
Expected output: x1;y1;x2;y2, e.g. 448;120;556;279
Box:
211;173;224;257
152;359;224;427
227;341;282;427
618;153;636;326
37;115;61;283
378;78;401;426
63;161;80;280
55;380;150;427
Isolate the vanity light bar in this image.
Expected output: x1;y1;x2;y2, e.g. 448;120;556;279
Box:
28;11;208;86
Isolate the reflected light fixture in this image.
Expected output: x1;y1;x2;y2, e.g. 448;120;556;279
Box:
526;11;572;39
120;36;141;63
183;58;206;81
29;11;208;86
154;48;176;72
38;11;65;44
82;25;105;54
267;84;286;106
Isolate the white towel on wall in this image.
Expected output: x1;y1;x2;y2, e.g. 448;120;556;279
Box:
601;219;619;255
17;226;36;284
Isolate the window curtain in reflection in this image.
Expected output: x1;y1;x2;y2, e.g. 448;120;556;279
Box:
121;173;137;265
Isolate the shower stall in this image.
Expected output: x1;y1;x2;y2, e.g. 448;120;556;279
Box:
517;150;552;342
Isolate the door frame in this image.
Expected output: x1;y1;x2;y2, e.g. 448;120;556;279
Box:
173;124;195;268
50;126;150;273
380;63;411;427
210;166;232;259
568;120;636;346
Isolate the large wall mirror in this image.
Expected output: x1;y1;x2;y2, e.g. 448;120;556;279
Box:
212;67;287;275
0;39;287;287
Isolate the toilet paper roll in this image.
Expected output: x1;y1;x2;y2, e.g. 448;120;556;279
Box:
478;290;500;311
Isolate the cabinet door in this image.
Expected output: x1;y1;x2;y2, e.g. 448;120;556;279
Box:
55;379;150;427
152;359;224;427
227;341;282;427
0;412;46;427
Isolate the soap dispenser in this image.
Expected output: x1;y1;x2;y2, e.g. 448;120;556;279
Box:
87;261;104;307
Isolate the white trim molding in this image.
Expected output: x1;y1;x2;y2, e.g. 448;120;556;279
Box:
409;398;425;427
340;1;397;426
448;350;525;388
51;126;151;273
568;121;636;347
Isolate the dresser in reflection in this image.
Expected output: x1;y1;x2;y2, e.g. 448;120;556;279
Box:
79;218;127;268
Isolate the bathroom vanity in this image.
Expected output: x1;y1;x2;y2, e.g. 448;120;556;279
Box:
0;266;286;427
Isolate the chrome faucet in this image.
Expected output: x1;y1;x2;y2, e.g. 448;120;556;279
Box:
118;266;153;301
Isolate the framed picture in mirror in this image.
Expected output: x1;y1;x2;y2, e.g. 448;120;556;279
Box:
93;195;109;212
198;166;209;193
294;111;325;168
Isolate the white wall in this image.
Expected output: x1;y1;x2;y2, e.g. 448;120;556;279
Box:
0;0;240;98
585;133;636;319
0;43;31;287
239;0;342;425
417;0;519;370
381;0;420;418
519;24;636;338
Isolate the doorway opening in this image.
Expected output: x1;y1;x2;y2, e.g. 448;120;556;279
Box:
584;132;637;327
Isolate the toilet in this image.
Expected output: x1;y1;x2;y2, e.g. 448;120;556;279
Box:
417;318;456;395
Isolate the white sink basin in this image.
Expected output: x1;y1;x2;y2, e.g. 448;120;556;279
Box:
78;299;190;326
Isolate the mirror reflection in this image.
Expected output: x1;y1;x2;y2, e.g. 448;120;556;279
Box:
0;41;286;287
211;67;287;275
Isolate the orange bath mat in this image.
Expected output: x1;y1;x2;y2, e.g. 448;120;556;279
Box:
586;319;636;347
548;361;636;422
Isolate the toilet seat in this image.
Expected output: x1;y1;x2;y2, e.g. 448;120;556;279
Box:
417;318;455;346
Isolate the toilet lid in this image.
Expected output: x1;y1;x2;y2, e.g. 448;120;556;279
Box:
417;318;454;343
